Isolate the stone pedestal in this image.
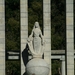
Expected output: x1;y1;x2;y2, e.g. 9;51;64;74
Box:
26;58;50;75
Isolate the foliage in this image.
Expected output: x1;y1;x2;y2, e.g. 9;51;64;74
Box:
5;0;20;75
28;0;43;35
51;0;66;50
6;61;20;75
51;60;61;75
5;0;20;51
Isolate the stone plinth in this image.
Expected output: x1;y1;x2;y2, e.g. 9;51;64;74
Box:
26;58;50;75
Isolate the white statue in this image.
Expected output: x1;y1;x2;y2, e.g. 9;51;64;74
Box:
27;22;45;58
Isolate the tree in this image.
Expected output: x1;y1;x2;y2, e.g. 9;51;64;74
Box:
28;0;43;35
5;0;20;51
51;0;66;50
6;61;20;75
5;0;20;75
52;60;61;75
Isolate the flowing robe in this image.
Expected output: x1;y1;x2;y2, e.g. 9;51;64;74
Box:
33;28;42;53
27;24;44;57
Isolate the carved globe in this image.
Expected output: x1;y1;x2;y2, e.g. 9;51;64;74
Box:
26;58;50;75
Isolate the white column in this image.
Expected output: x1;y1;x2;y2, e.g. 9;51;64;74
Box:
66;0;74;75
43;0;51;75
0;0;5;75
20;0;28;75
61;56;65;75
61;60;65;75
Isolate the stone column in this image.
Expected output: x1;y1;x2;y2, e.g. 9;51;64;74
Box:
61;56;65;75
20;0;28;75
66;0;74;75
0;0;5;75
43;0;51;75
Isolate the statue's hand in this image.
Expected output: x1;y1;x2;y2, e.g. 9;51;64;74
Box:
28;50;31;54
41;41;44;45
27;38;30;42
27;37;33;43
42;40;45;46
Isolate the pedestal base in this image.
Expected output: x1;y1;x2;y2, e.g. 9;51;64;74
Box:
26;58;50;75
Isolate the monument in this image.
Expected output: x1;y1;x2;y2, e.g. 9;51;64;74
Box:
26;22;50;75
27;22;45;58
0;0;74;75
20;0;74;75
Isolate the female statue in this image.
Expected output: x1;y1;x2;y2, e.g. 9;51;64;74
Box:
27;22;44;57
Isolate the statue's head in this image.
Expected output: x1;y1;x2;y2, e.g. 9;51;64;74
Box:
35;22;39;28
